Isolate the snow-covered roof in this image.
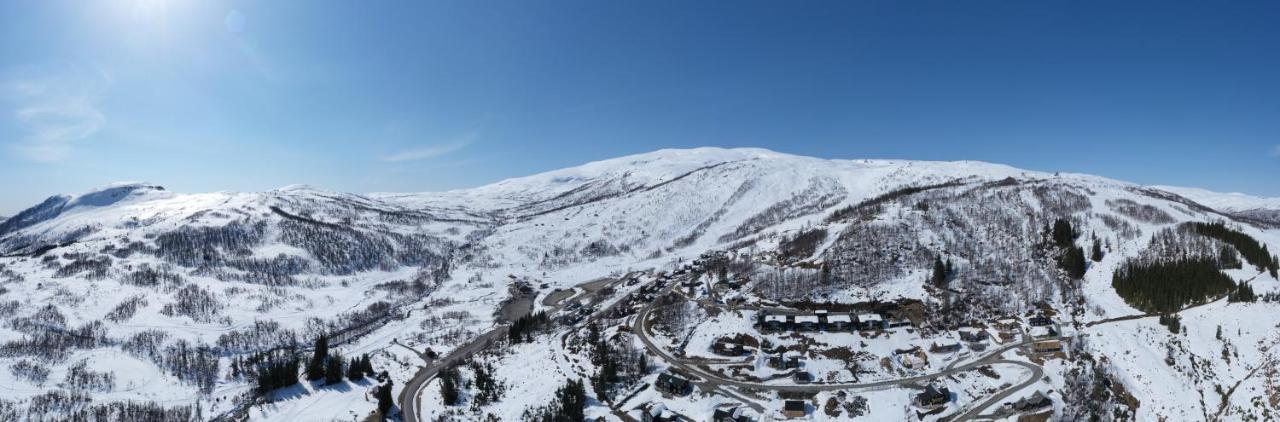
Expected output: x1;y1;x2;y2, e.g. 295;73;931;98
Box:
795;315;819;323
764;315;787;323
858;313;883;323
827;314;852;323
933;335;961;346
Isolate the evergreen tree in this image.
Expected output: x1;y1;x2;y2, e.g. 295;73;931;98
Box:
1059;246;1087;279
324;353;344;385
469;360;505;407
362;354;375;376
439;366;460;406
1052;219;1076;248
376;381;394;419
306;336;328;381
1218;246;1242;269
1158;314;1181;334
554;379;586;422
1090;237;1105;262
254;354;300;396
346;357;364;381
1228;282;1256;303
931;256;948;287
636;353;648;376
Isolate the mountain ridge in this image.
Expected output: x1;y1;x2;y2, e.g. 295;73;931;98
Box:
1;147;1279;421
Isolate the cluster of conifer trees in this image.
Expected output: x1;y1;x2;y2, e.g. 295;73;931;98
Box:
1113;258;1235;313
248;336;376;396
1158;314;1182;334
507;311;551;344
1051;219;1087;279
253;353;300;394
1227;282;1257;303
930;255;953;287
1186;222;1279;277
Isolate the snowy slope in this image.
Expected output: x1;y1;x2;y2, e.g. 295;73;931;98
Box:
1;147;1278;421
1155;185;1280;212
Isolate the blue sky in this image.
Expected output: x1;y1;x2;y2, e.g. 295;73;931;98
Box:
2;0;1278;215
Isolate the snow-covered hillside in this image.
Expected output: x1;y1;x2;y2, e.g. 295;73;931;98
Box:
1;147;1278;421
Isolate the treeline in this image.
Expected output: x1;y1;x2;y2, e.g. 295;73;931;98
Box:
508;311;551;343
1227;283;1257;303
253;352;300;394
1112;258;1235;313
64;359;116;392
1186;222;1279;277
0;320;108;362
104;296;148;323
826;180;965;223
52;254;112;280
159;284;222;323
245;336;378;397
276;214;448;275
778;227;827;262
2;393;197;422
119;332;220;394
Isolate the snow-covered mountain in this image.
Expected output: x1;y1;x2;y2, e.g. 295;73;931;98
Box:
1;147;1278;421
1155;185;1280;226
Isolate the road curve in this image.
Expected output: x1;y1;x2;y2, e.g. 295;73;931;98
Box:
399;329;507;422
948;359;1043;422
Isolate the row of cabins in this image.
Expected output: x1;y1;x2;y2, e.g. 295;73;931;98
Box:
760;311;909;332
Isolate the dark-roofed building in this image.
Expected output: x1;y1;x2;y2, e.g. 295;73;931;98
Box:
712;340;745;356
1013;391;1052;411
767;354;802;370
958;328;989;343
711;406;751;422
762;313;787;332
1028;316;1052;327
930;338;962;353
857;313;886;331
794;315;819;331
915;385;951;408
782;400;806;418
655;372;691;396
826;313;852;331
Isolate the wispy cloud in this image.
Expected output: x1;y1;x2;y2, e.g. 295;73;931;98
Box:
379;134;475;162
2;63;111;162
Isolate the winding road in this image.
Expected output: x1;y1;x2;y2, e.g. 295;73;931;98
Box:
398;329;507;422
947;360;1043;422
